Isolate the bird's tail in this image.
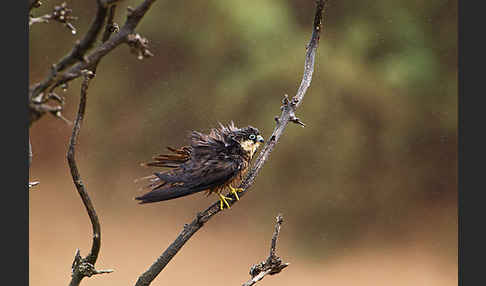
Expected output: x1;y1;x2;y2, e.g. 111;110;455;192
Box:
140;146;191;168
136;146;199;204
135;184;206;204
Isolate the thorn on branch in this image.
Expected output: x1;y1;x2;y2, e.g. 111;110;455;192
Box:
29;181;40;189
51;108;73;125
43;92;72;124
280;94;306;127
29;100;72;125
289;112;306;127
127;33;154;60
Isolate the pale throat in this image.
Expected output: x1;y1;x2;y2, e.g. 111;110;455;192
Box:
240;140;261;158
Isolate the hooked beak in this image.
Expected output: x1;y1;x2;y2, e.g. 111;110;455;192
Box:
257;135;264;143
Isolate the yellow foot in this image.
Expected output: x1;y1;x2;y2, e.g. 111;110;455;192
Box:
229;185;244;201
218;193;233;210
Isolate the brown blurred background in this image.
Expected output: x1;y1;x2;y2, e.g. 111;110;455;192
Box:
29;0;457;285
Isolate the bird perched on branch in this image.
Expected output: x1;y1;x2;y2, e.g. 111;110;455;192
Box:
136;122;264;210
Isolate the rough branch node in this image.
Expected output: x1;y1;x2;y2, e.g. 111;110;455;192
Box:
71;249;114;278
30;2;78;33
109;23;120;34
127;33;154;60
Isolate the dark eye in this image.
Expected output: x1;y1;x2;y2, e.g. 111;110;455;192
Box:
249;134;256;140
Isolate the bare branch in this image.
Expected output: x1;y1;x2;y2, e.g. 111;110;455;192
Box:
30;0;108;100
242;214;289;286
134;1;327;285
67;70;113;286
29;0;157;126
50;0;157;89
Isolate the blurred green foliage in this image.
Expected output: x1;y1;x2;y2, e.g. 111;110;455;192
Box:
30;0;456;260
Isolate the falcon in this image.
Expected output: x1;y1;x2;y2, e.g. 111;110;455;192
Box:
136;122;264;210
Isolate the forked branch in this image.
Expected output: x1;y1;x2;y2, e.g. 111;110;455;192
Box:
134;1;327;285
242;214;289;286
29;0;157;126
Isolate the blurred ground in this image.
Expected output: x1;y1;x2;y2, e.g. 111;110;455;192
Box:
30;0;457;285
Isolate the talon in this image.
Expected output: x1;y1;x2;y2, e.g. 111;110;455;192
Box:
229;185;244;201
218;193;233;210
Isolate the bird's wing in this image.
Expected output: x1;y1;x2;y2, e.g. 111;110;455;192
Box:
136;158;242;203
163;156;241;187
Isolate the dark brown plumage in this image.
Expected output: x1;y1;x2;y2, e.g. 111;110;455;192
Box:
136;122;264;209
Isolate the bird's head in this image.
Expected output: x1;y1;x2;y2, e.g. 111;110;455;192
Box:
231;126;264;158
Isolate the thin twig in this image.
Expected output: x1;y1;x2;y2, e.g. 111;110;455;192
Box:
242;215;289;286
268;215;284;260
67;70;113;286
28;139;39;189
101;5;119;43
29;14;51;26
29;139;32;167
134;1;326;285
